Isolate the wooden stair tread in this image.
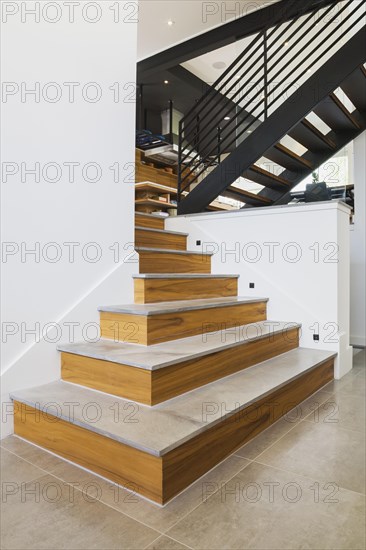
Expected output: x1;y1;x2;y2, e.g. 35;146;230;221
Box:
314;93;361;131
135;182;188;196
98;296;268;316
249;164;290;186
275;143;313;168
135;226;188;237
58;320;297;371
11;348;336;457
288;118;336;152
225;186;273;205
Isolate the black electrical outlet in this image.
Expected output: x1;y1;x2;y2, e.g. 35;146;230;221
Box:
313;334;320;341
196;240;201;246
249;283;255;289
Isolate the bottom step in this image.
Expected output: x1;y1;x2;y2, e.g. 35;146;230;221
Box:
11;348;335;505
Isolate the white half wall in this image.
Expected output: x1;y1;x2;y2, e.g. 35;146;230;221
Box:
167;201;353;379
350;131;366;347
1;1;137;437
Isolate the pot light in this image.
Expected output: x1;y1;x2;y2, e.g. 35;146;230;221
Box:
164;80;169;84
212;61;227;70
284;41;289;47
167;20;175;26
224;116;231;120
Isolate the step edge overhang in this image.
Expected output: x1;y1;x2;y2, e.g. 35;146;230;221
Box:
57;320;301;370
97;296;269;316
10;348;336;458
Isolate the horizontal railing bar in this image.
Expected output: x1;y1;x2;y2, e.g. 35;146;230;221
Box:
180;0;357;179
181;0;310;126
181;33;263;128
178;0;363;195
218;5;365;158
182;0;303;132
180;2;335;165
265;0;355;79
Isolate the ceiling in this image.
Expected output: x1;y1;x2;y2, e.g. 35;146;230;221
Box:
181;35;254;86
137;0;280;61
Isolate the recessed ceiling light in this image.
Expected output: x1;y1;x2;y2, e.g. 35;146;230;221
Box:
224;116;231;120
284;41;289;47
164;80;169;84
212;61;227;70
167;20;175;26
307;69;312;73
247;130;252;133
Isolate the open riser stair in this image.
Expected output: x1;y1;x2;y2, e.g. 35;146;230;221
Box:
177;1;366;214
11;210;336;505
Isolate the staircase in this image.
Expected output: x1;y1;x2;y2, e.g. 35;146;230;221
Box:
11;211;336;505
177;0;366;214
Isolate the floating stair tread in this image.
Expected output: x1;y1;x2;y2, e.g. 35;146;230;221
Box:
11;348;336;457
58;320;298;371
224;186;273;205
289;119;336;151
133;273;239;279
135;226;188;236
136;247;213;256
98;296;268;315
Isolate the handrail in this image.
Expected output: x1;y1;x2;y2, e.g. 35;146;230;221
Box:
178;0;365;202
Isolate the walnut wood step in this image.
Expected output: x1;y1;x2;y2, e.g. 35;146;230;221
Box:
135;212;165;230
341;65;366;113
137;247;212;274
59;321;300;405
288;118;337;153
98;297;268;345
133;273;239;303
243;165;291;191
314;93;361;131
12;348;335;504
135;227;188;251
223;186;273;206
265;143;313;172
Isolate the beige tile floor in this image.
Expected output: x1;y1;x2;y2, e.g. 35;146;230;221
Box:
1;350;365;549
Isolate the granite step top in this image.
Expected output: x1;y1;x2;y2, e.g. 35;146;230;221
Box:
133;273;240;279
135;226;189;236
58;320;300;370
11;348;336;457
98;296;268;316
135;247;213;256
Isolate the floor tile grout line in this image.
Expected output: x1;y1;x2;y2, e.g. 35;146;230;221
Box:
0;446;59;484
301;417;366;434
234;387;365;463
232;413;308;463
1;445;163;539
161;459;255;537
252;458;366;497
2;437;252;539
230;387;334;462
143;534;193;550
33;469;164;539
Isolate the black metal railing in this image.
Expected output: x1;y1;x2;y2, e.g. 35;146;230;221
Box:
178;0;366;203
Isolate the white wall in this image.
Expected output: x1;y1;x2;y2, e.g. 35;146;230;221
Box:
1;1;137;437
350;131;366;347
167;201;353;379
